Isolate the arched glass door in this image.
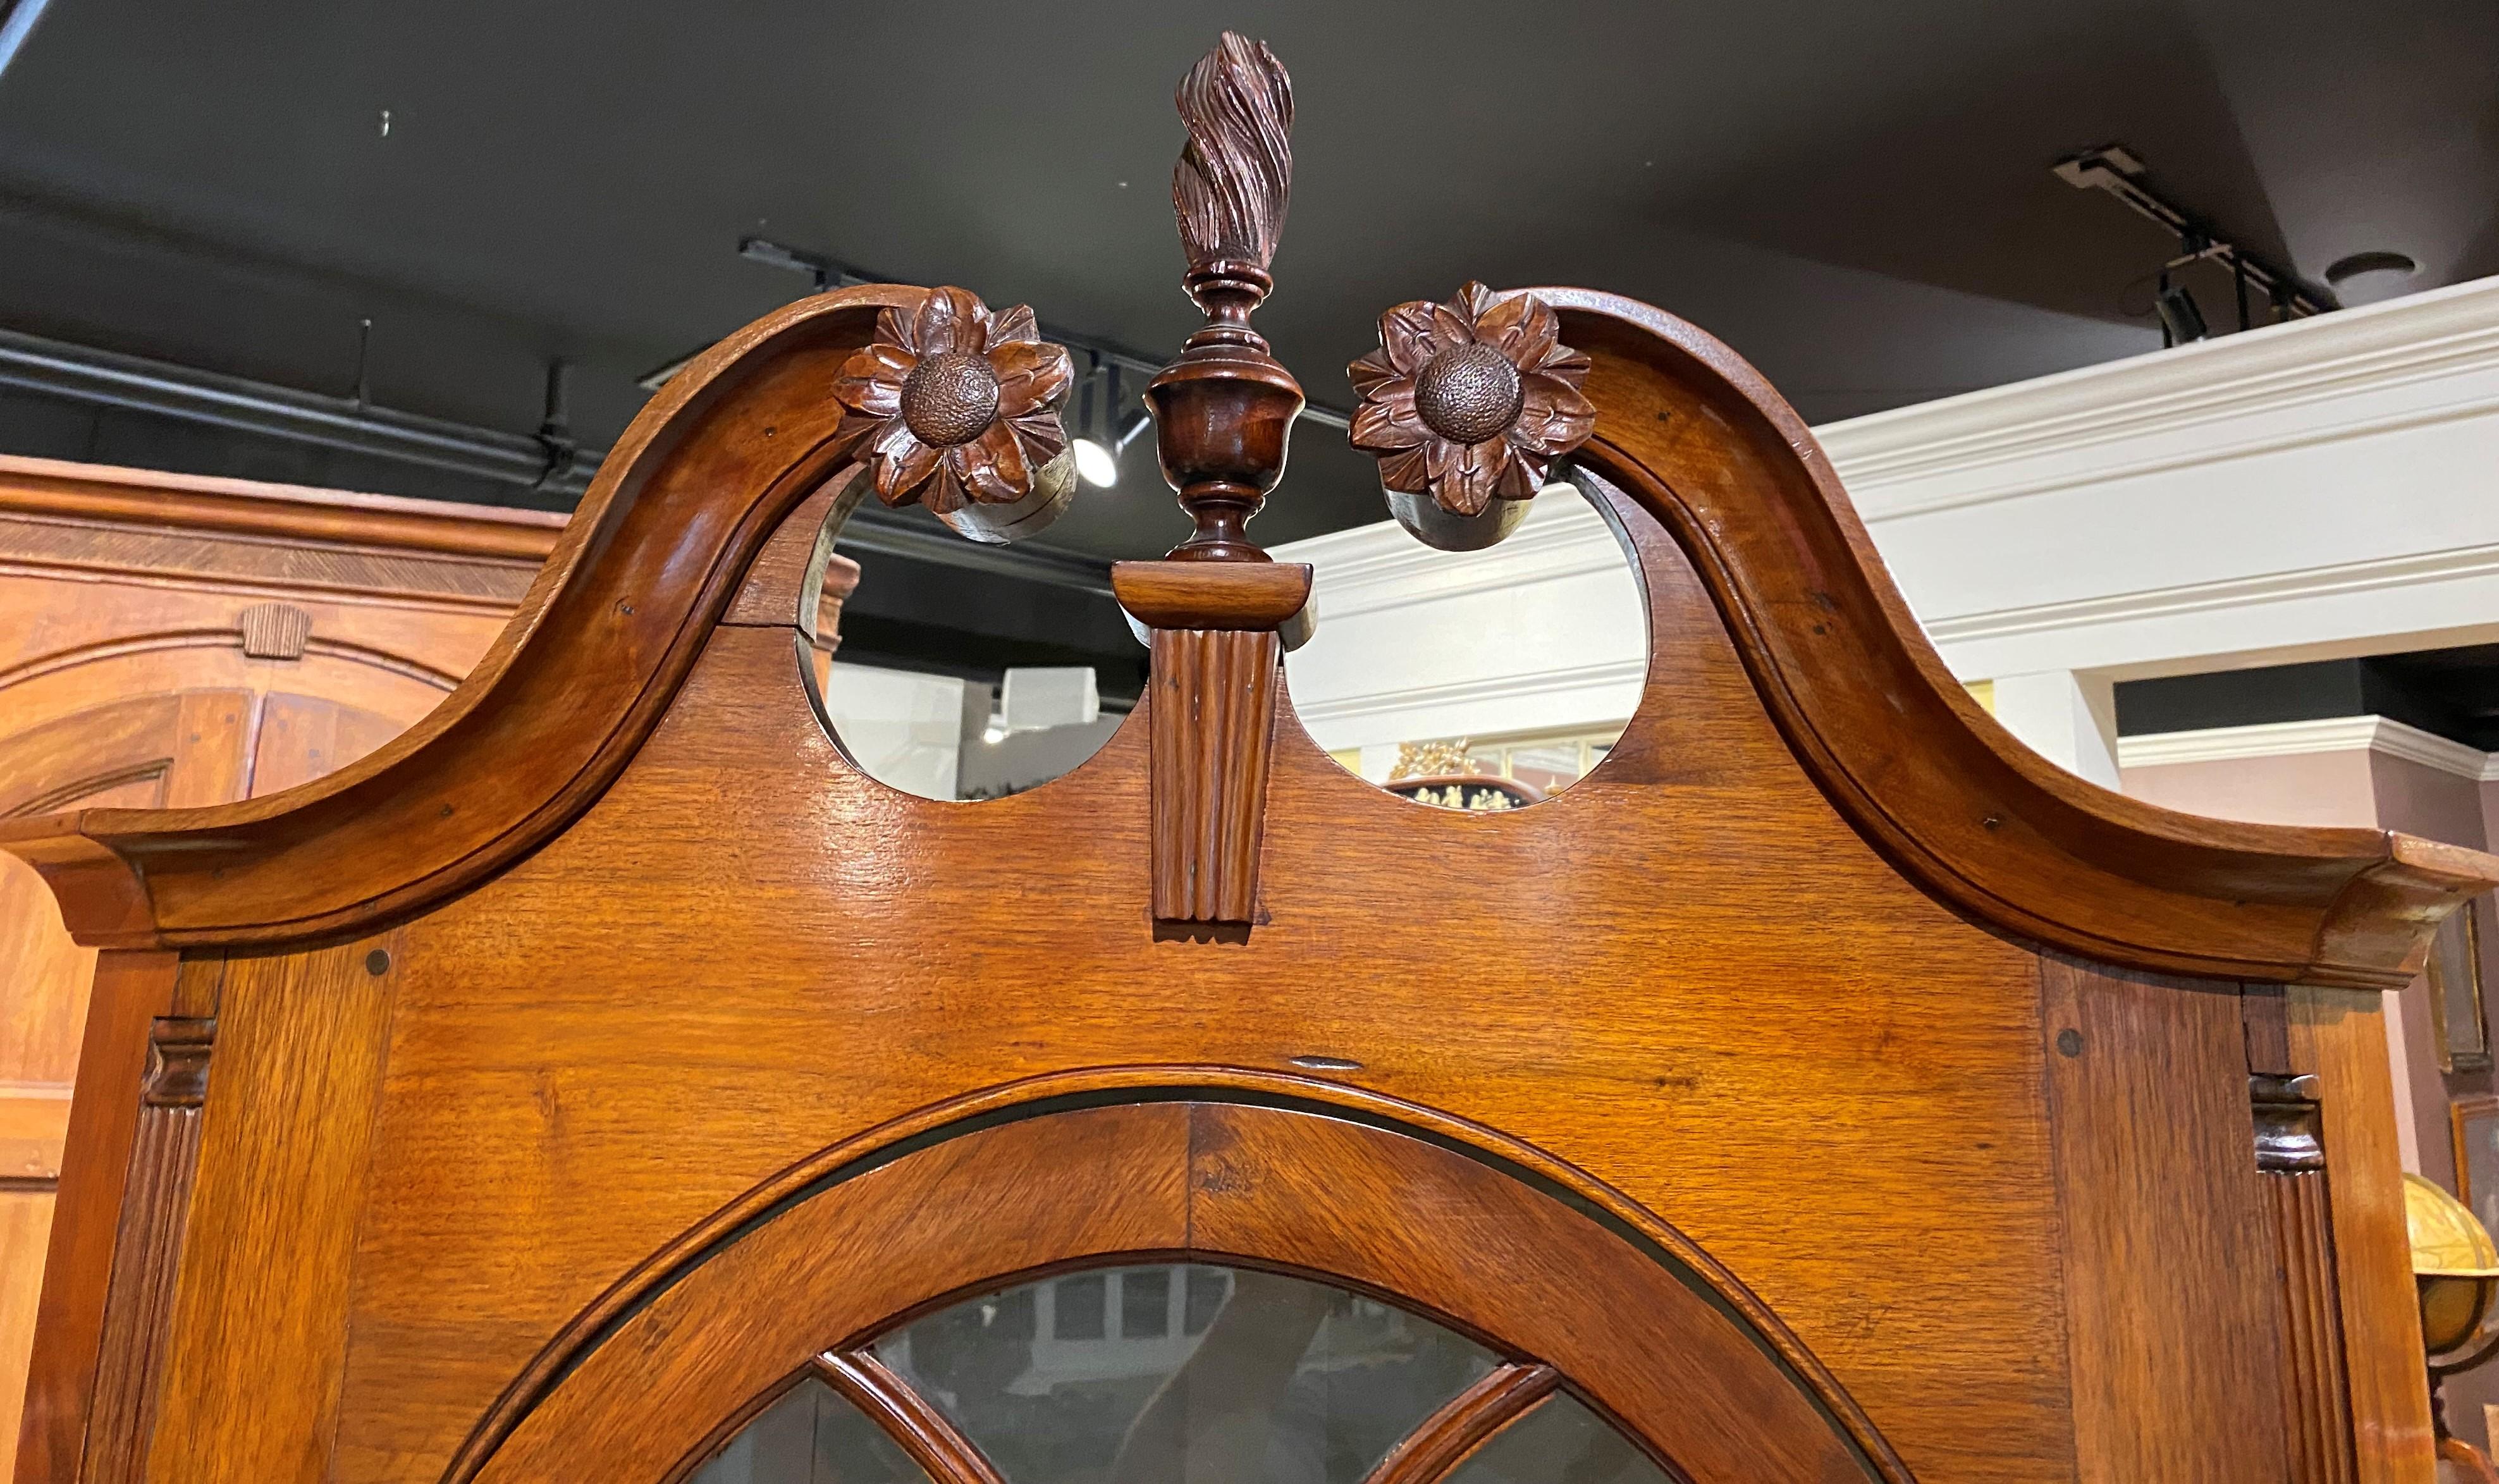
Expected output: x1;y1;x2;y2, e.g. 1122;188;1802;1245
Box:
471;1100;1893;1484
689;1263;1673;1484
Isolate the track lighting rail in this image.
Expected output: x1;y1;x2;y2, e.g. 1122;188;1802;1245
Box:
2054;145;2335;326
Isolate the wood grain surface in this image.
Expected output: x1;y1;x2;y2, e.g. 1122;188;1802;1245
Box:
11;950;173;1484
4;277;2473;1484
476;1104;1192;1484
6;288;2484;992
810;1351;1009;1484
0;469;552;1483
1145;628;1280;924
142;940;396;1484
261;496;2115;1484
469;1101;1884;1484
1184;1101;1883;1482
1110;560;1311;631
0;286;917;950
2269;1169;2361;1484
2289;986;2437;1481
2037;959;2287;1481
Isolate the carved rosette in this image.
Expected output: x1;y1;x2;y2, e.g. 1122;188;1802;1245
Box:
834;288;1078;543
1348;283;1593;549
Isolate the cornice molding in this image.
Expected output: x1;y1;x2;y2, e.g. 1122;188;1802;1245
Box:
1289;283;2499;650
1291;656;1647;728
1285;486;1625;621
2118;715;2499;783
0;452;566;560
1923;541;2499;647
1815;274;2499;520
7;283;2492;995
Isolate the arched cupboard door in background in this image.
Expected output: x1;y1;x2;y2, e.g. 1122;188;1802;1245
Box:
468;1099;1899;1484
0;455;565;1480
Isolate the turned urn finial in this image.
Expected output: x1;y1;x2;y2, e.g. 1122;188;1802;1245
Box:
1146;32;1305;562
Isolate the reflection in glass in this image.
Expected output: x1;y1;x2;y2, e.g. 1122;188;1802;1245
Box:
1444;1392;1673;1484
690;1377;933;1484
872;1264;1499;1484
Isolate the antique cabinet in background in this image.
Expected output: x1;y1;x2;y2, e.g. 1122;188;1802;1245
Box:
6;37;2496;1484
0;455;567;1477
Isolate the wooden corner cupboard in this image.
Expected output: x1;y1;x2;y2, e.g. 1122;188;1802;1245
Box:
6;34;2493;1484
0;455;568;1484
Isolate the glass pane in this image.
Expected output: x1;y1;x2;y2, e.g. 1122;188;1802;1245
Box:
1444;1392;1672;1484
872;1264;1499;1484
690;1377;935;1484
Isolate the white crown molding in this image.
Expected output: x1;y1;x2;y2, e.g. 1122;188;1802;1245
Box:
2116;714;2497;782
1923;541;2499;646
1819;274;2499;520
1289;656;1648;729
1284;488;1629;622
1277;280;2499;761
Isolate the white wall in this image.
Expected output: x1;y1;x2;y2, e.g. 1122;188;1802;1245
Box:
1280;487;1644;754
1833;273;2499;685
1277;275;2499;773
818;661;964;801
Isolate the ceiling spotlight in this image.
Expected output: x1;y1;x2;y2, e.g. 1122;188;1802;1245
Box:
2324;250;2416;286
2155;276;2208;345
1072;436;1120;488
2323;250;2418;307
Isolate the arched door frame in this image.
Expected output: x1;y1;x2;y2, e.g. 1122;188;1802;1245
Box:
461;1081;1906;1484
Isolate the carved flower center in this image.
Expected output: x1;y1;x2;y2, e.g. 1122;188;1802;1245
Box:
900;351;1001;447
1415;342;1524;445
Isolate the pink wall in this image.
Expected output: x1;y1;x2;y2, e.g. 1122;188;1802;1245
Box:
2125;740;2499;1448
2368;754;2495;1193
2120;749;2380;829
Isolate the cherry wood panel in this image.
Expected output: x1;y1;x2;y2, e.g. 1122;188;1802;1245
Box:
2037;959;2286;1482
0;1200;46;1484
0;1102;63;1194
4;273;2472;1484
470;1100;1882;1484
477;1103;1193;1484
142;939;396;1484
13;951;174;1484
1182;1101;1886;1481
247;696;403;800
304;500;2073;1484
0;467;555;1484
9;287;2487;991
0;288;920;951
0;698;185;821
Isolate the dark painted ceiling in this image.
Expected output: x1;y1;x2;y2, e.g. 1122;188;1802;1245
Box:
0;0;2493;565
